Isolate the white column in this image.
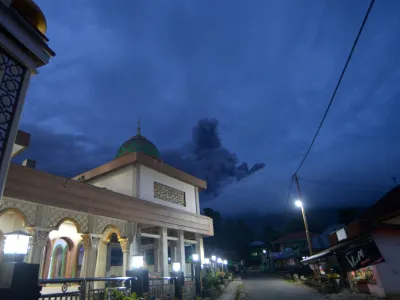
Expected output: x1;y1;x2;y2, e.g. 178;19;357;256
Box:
119;238;129;276
196;235;205;266
129;225;141;269
178;230;186;276
160;227;169;277
153;238;160;273
80;234;98;278
30;229;50;278
95;240;107;277
94;240;107;289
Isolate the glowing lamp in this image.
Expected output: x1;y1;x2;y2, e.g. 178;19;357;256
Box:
295;200;303;208
204;258;211;264
3;231;31;255
172;262;181;272
262;249;267;254
217;258;222;263
132;256;144;269
192;254;199;262
223;260;228;265
211;255;216;261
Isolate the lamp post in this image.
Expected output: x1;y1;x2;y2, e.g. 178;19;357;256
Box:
223;260;228;272
217;258;222;271
295;200;313;256
211;255;216;269
3;230;31;262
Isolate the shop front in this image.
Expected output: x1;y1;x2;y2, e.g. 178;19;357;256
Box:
336;239;385;296
302;236;386;297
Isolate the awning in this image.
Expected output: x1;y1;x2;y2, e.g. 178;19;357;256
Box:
301;235;371;265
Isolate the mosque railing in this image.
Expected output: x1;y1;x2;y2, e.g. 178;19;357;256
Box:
148;277;175;300
38;276;137;300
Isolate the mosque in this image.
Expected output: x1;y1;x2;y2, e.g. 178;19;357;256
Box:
0;122;213;279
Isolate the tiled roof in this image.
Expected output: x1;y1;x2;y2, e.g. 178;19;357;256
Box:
272;231;318;243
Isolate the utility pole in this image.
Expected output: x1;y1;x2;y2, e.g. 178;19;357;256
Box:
392;177;398;186
293;173;313;256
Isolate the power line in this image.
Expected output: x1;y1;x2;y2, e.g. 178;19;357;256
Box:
283;175;295;215
294;0;376;175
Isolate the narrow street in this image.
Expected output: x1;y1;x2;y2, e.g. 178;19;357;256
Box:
242;272;326;300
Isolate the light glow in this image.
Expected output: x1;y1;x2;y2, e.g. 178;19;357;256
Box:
132;256;144;269
211;255;216;261
262;249;267;254
217;258;222;263
172;262;181;272
192;254;199;262
3;231;30;255
204;258;211;264
295;200;303;208
223;260;228;265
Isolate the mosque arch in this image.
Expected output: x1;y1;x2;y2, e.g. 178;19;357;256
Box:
0;208;28;228
102;225;122;243
55;217;82;233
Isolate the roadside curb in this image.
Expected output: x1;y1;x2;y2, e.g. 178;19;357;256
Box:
235;282;248;300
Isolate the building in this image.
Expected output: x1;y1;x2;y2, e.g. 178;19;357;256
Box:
302;186;400;299
0;123;214;281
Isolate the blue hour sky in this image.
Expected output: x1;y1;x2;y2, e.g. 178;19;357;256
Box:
18;0;400;215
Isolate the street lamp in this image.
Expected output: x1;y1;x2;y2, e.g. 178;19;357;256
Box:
294;199;313;256
211;255;216;262
132;255;144;269
172;262;181;272
192;254;199;262
3;230;31;262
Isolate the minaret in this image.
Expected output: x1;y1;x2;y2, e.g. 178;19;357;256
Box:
0;0;55;199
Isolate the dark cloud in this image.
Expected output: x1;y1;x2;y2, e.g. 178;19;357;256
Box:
162;119;265;198
15;119;264;199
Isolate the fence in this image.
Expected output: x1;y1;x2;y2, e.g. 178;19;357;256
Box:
182;277;196;300
38;276;136;300
148;277;175;300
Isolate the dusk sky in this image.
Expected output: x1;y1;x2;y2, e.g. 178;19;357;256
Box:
17;0;400;215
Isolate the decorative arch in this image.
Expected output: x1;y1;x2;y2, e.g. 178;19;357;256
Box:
49;243;68;279
0;208;28;227
56;218;82;233
102;225;122;243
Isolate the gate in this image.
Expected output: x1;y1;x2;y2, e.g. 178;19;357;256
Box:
182;277;196;300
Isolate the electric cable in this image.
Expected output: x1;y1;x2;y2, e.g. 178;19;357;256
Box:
294;0;376;175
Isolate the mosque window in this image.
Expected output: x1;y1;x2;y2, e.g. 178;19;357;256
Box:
154;182;186;206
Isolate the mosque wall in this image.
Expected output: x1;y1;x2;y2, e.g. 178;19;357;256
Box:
139;165;197;214
88;165;135;197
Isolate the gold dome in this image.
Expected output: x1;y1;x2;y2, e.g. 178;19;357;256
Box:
11;0;47;35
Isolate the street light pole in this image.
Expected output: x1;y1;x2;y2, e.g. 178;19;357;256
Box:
294;173;313;256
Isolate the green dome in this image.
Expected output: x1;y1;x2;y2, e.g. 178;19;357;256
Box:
116;122;160;159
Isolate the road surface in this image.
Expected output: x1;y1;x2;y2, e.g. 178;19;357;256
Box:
243;272;326;300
